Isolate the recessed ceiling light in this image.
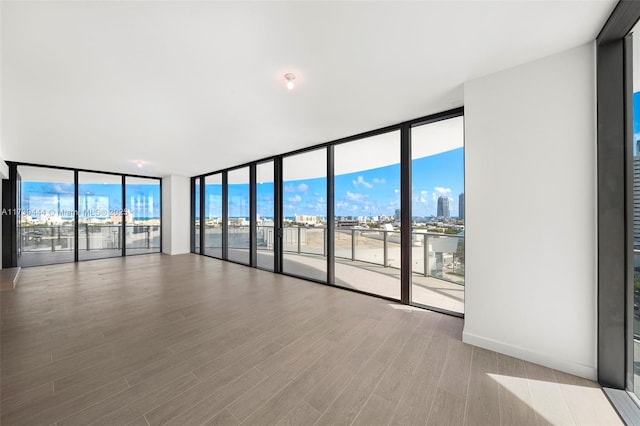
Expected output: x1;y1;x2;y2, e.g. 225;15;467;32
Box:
137;161;143;168
285;73;295;90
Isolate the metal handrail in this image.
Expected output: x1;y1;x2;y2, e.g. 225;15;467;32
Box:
19;224;160;252
201;224;464;285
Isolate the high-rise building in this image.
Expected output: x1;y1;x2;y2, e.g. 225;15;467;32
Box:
394;209;401;222
459;193;465;220
437;196;450;220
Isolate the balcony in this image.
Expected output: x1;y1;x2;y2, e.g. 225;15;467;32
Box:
202;225;464;313
17;224;161;267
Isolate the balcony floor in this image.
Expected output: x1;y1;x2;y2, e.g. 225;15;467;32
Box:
255;250;464;314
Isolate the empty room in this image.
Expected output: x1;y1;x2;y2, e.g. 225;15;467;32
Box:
1;0;639;425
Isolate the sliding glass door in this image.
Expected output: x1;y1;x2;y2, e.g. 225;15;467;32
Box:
333;131;401;300
411;117;465;314
282;149;327;282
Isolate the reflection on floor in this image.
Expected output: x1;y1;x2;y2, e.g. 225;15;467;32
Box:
0;254;622;425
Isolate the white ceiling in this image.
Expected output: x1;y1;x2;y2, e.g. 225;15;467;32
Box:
1;0;616;178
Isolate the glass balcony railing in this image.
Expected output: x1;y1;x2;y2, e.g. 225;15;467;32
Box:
77;224;122;250
197;223;464;295
18;224;160;264
281;226;465;286
282;226;327;257
19;225;75;253
125;224;161;254
18;224;75;267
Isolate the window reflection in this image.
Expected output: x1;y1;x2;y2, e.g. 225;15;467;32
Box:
17;166;75;267
125;177;161;254
78;172;123;261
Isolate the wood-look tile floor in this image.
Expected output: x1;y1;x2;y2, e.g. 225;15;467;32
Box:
0;254;622;426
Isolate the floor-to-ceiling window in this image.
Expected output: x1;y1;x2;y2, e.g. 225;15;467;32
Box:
282;148;327;282
333;131;401;300
17;166;75;267
411;117;465;314
189;109;464;316
124;177;161;255
78;172;123;261
228;167;250;265
6;163;162;269
257;161;275;270
204;173;223;258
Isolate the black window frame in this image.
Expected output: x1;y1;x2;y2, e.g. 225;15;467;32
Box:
597;0;640;422
190;107;464;316
3;161;163;268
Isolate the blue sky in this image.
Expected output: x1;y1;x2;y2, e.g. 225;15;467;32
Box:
24;146;463;221
200;147;464;219
285;147;464;218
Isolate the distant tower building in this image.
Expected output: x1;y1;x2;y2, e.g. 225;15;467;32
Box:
635;141;640;246
394;209;401;222
437;196;450;220
459;193;465;220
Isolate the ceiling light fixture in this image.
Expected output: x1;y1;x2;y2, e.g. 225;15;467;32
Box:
137;161;143;168
284;73;295;90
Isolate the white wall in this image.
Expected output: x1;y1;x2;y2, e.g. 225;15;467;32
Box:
161;175;191;255
463;43;597;380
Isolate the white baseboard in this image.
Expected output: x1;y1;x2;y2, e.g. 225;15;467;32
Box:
162;249;191;256
463;331;597;381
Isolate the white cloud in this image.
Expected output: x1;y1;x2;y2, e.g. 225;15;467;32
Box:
288;195;302;204
433;187;452;195
346;191;365;201
372;178;386;184
284;183;309;193
394;189;399;194
352;175;373;189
